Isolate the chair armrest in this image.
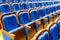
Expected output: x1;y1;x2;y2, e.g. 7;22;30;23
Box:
43;18;48;21
20;24;31;30
2;29;15;40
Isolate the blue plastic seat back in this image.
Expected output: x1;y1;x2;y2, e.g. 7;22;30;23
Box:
8;0;14;3
38;31;50;40
0;4;10;13
28;0;31;2
12;3;20;11
2;14;18;31
28;2;33;8
49;2;52;5
30;10;38;20
43;8;50;15
54;1;59;4
49;7;53;13
15;0;20;3
51;7;56;12
19;12;30;24
56;6;59;10
49;24;59;40
38;2;42;7
21;3;27;10
57;20;60;33
36;0;38;1
41;2;46;6
53;6;56;11
42;2;47;6
0;0;6;3
32;0;34;1
46;2;49;5
48;7;52;13
45;2;49;6
22;0;26;2
38;9;45;17
34;2;38;8
57;6;60;10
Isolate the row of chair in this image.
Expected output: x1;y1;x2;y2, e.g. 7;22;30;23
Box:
0;0;26;3
0;4;60;40
0;1;60;14
0;0;60;3
32;18;60;40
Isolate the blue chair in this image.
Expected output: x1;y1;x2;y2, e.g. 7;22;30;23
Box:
15;0;20;3
18;12;36;40
32;0;34;2
22;0;26;2
33;2;38;8
0;0;6;3
8;0;14;3
41;2;47;6
32;29;50;40
38;9;45;17
56;19;60;33
43;8;50;15
28;2;33;9
1;14;26;40
2;14;19;31
28;0;31;2
30;10;38;29
0;4;11;14
48;23;59;40
55;18;60;38
38;2;42;7
38;31;50;40
12;3;20;11
49;7;54;13
30;10;43;31
35;0;38;1
21;3;27;10
30;10;38;20
18;12;30;24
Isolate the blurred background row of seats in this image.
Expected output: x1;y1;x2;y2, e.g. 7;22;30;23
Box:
0;0;60;3
0;1;60;14
32;18;60;40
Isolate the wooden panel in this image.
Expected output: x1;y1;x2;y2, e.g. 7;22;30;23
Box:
13;28;26;40
27;23;36;40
